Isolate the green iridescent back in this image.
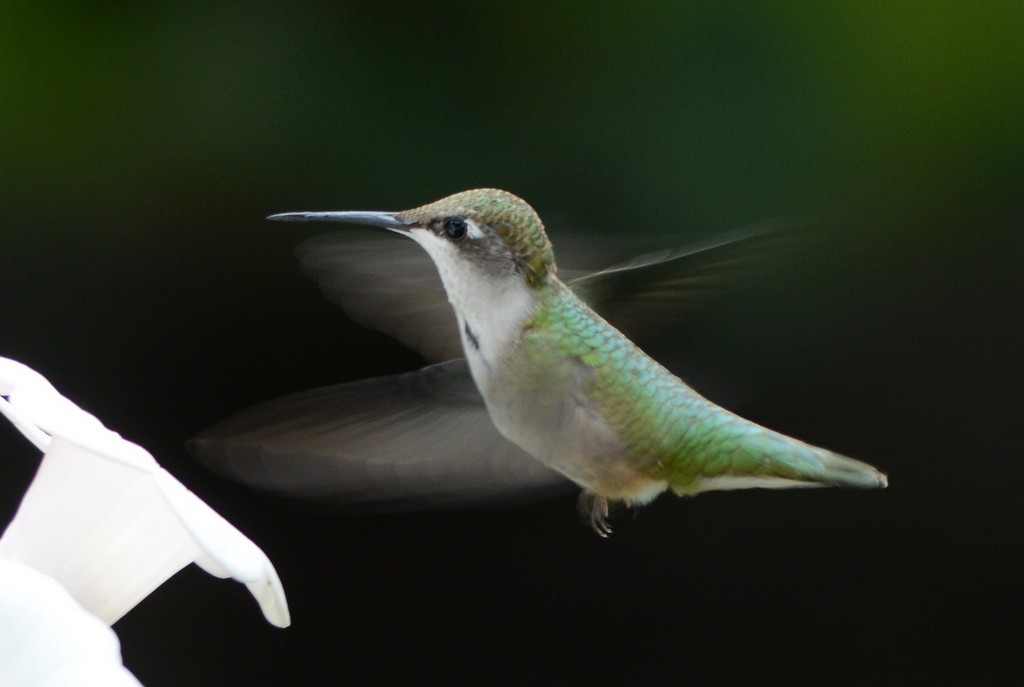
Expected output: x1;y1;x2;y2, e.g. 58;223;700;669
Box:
523;282;846;493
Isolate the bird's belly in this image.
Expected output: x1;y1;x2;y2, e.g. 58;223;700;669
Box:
480;378;666;502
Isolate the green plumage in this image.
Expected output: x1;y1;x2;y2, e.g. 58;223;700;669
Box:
522;280;886;496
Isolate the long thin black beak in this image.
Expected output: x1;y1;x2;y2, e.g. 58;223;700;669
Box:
267;210;410;234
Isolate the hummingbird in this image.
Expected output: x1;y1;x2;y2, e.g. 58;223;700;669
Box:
191;189;887;535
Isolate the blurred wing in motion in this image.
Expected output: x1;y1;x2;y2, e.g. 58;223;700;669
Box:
295;217;815;359
296;231;462;362
568;216;817;340
189;360;570;510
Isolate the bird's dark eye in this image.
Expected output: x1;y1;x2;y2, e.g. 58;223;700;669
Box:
443;217;468;241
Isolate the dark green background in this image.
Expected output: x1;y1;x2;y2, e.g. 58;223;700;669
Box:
2;3;1021;684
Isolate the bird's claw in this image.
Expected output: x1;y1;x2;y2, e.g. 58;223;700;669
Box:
578;491;612;538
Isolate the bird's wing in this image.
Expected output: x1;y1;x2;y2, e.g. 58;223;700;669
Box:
189;359;570;510
567;216;815;339
296;231;463;362
294;218;811;360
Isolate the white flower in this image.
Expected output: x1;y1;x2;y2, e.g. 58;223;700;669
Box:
0;356;290;685
0;560;143;686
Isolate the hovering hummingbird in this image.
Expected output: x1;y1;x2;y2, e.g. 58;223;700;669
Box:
191;189;887;535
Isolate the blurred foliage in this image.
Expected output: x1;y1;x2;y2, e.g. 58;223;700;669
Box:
2;2;1020;239
3;1;1020;400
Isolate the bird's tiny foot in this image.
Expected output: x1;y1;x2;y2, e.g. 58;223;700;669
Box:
578;491;612;538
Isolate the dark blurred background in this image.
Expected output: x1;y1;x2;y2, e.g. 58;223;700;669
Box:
2;2;1022;684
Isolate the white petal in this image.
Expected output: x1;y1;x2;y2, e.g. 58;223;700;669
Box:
0;357;155;466
0;437;201;625
0;356;290;627
0;357;50;397
0;560;143;687
154;469;291;628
